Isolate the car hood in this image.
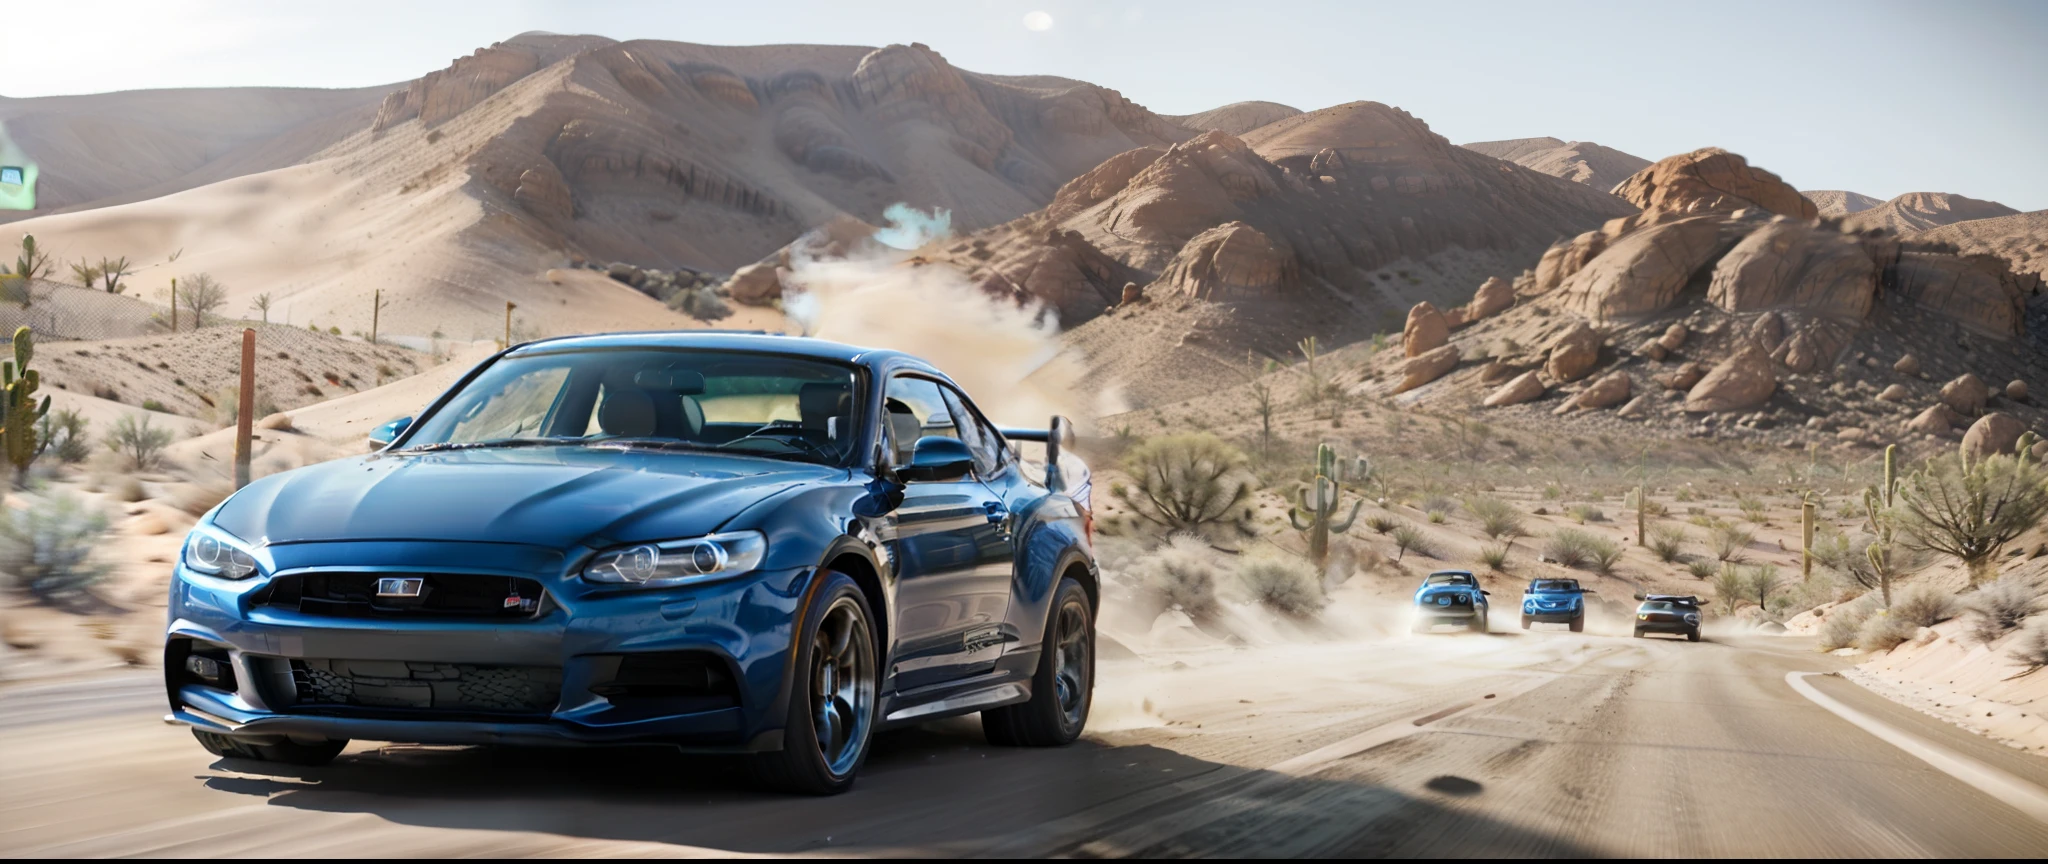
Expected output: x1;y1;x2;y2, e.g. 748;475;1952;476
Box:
212;447;843;549
1526;591;1581;602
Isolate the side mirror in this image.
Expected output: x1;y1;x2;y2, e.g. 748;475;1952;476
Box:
1480;590;1492;596
369;416;413;449
899;436;973;483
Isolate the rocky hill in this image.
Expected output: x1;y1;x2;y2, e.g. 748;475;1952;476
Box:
1843;192;2020;234
1462;137;1650;194
1167;101;1303;135
1345;147;2046;456
1915;210;2048;280
1803;189;1884;217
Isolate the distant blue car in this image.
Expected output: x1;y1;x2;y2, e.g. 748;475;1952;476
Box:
1412;570;1490;632
1520;577;1586;632
163;332;1098;795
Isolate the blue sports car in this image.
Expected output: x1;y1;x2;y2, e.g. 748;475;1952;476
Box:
1520;577;1586;632
163;331;1098;794
1412;570;1490;632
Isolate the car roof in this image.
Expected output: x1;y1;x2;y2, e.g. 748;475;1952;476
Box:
505;331;942;376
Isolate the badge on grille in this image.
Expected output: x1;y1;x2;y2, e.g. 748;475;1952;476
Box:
504;594;536;611
376;577;424;598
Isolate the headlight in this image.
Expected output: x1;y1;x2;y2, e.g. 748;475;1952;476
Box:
182;525;259;579
582;531;765;588
1685;613;1701;624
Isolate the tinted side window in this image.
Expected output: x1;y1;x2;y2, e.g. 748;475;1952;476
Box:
882;376;960;467
941;387;1005;478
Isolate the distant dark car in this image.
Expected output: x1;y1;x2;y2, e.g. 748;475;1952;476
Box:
1633;594;1703;641
1520;578;1585;632
1412;570;1490;632
163;332;1098;795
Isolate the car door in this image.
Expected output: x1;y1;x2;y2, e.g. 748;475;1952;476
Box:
882;375;1012;690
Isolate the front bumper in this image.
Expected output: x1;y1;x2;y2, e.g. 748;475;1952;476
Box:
1635;618;1699;634
165;540;812;751
1522;605;1582;622
1415;603;1481;623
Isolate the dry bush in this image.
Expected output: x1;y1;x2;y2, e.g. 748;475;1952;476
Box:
113;476;145;503
1390;524;1437;561
1236;552;1326;618
106;414;174;471
1889;584;1959;628
1365;514;1399;535
1465;496;1523;539
1648;525;1687;563
1477;542;1510;571
1737;494;1768;523
1900;453;2048;585
2013;623;2048;669
1686;558;1719;579
1712;564;1748;611
1130;534;1224;620
1567;504;1604;524
1711;523;1754;562
0;493;111;605
1588;536;1624;574
1963;574;2044;644
1545;529;1597;569
1112;434;1255;534
1855;612;1920;652
1819;594;1881;651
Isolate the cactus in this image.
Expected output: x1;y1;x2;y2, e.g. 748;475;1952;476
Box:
0;327;49;485
1290;444;1363;568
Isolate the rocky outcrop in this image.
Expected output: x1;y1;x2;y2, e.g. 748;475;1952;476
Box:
1460;276;1516;324
1611;147;1818;219
1544;322;1602;383
1557;371;1631;413
980;228;1139;320
1558;216;1727;320
1396;345;1461;394
1960;413;2027;461
1155;222;1295;302
1843;192;2020;235
1938;373;1989;417
1483;371;1545;408
1685;342;1776;412
1888;252;2029;339
1462;137;1652;193
724;262;785;306
1403;302;1450;357
1706;220;1877;317
375;41;550;130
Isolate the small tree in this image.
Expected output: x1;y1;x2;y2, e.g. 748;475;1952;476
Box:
1112;433;1256;533
97;257;131;294
1748;564;1784;610
249;292;274;323
1712;564;1747;611
106;413;173;470
1898;449;2048;585
178;273;228;327
70;260;102;288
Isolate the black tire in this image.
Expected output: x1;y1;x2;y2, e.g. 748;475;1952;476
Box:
1569;615;1584;633
191;729;346;766
1686;629;1700;643
985;577;1094;747
1471;611;1488;633
1520;615;1531;630
752;570;878;795
1632;627;1644;639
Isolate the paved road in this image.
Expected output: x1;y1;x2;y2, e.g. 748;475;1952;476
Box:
5;630;2047;857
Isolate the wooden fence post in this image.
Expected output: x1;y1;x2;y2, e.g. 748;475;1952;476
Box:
169;278;178;332
234;328;255;488
504;301;516;348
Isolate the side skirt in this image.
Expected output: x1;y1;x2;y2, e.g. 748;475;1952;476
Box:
877;650;1039;730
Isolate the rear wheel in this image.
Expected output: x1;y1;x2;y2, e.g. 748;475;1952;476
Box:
985;577;1094;747
1470;611;1488;633
1569;615;1585;633
753;571;877;795
191;729;346;766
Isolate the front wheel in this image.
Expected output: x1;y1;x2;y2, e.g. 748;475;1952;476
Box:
1470;611;1488;633
1569;615;1585;633
1520;615;1531;630
192;729;346;766
1686;630;1700;642
985;577;1094;747
1632;627;1644;639
753;570;878;795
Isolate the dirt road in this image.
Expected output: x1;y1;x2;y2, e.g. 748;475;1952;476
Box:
5;630;2048;857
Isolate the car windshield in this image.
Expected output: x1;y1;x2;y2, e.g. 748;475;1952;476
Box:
1643;601;1679;612
399;348;862;466
1531;580;1578;592
1424;574;1473;586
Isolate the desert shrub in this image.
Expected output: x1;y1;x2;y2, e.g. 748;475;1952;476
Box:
1236;552;1326;618
1686;558;1719;579
1544;529;1598;569
1427;508;1447;524
1465;496;1523;539
1567;504;1604;524
1712;564;1748;610
1674;486;1698;503
1737;494;1768;523
1624;488;1667;517
106;414;174;471
1422;495;1456;519
1130;534;1224;620
1748;564;1785;609
1899;452;2048;584
1711;523;1754;562
112;475;145;502
1365;514;1398;535
1477;542;1510;571
140;399;168;413
1648;525;1687;563
1889;584;1958;628
1856;611;1920;652
1585;536;1623;574
1542;484;1562;500
0;493;111;604
1963;574;2044;644
1819;594;1881;650
669;285;732;322
41;409;90;464
2013;623;2048;668
1112;433;1256;533
1390;524;1437;560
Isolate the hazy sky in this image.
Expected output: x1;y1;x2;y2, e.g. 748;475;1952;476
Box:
5;0;2045;209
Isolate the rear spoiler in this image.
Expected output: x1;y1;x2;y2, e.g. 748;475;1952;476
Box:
1000;416;1091;511
1645;594;1707;606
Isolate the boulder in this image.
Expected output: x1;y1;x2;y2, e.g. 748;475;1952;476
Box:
1611;147;1819;219
1634;340;1667;361
1395;345;1461;394
1478;361;1517;384
1878;383;1909;402
1656;362;1709;391
1749;312;1785;353
1483;371;1545;407
1557;215;1728;320
1706;220;1877;318
256;412;294;431
1556;371;1632;413
1157;221;1295;302
1657;322;1688;353
1906;403;1959;436
1938;373;1989;416
1889;252;2030;339
2007;379;2028;401
724;262;786;306
1894;353;1920;375
1960;413;2027;461
1544;321;1602;383
1616;394;1655;419
1685;343;1777;412
1781;330;1825;373
1461;276;1515;323
1403;301;1450;357
1120;282;1146;305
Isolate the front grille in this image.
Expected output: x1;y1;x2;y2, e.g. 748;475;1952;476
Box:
289;659;562;714
256;572;547;620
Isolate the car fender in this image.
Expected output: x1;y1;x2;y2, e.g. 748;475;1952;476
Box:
1002;490;1093;657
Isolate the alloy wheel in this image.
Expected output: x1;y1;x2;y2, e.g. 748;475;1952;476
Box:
1052;599;1091;728
810;596;875;776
